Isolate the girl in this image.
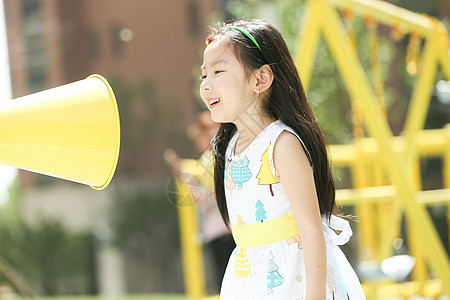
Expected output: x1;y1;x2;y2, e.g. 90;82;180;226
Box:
200;19;365;299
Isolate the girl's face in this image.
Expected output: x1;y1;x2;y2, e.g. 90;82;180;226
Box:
200;38;257;124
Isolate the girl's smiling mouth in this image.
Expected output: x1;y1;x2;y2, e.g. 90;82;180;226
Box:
209;98;221;108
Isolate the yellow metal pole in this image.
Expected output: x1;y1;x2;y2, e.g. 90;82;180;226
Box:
318;0;450;293
294;0;322;91
438;46;450;81
351;17;378;262
328;0;436;38
403;41;438;163
372;151;392;261
402;40;439;291
176;179;206;300
354;141;376;259
445;125;450;263
330;128;450;177
437;44;450;257
367;21;389;262
407;166;428;291
354;139;377;260
337;186;450;207
366;19;386;114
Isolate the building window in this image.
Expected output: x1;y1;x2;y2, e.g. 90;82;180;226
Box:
111;24;124;59
88;30;101;61
187;1;201;37
21;0;47;92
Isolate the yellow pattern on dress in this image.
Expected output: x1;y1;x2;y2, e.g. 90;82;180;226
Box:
234;215;251;277
256;143;280;185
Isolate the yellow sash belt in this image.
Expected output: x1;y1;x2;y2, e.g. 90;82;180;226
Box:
231;213;299;248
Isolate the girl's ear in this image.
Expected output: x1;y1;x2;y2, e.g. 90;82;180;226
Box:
253;65;274;94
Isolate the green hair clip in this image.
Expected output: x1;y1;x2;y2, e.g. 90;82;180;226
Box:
226;26;262;52
205;25;262;53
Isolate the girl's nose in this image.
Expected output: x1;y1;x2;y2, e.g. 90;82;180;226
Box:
201;78;211;91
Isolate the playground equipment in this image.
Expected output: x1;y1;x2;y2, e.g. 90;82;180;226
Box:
295;0;450;298
0;75;121;190
175;0;450;299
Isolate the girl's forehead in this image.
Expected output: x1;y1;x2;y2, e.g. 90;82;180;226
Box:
202;39;236;69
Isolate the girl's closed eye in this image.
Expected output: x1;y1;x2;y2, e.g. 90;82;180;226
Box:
200;70;225;81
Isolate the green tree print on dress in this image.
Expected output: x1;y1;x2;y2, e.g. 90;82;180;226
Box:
230;156;252;190
267;250;284;294
255;200;267;222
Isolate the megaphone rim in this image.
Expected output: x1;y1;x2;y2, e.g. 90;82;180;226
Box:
87;74;121;190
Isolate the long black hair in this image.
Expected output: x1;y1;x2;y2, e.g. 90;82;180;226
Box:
208;20;336;229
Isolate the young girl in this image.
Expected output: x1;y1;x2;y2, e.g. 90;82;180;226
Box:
200;20;365;299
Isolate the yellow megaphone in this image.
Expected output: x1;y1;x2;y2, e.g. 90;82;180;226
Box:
1;74;120;190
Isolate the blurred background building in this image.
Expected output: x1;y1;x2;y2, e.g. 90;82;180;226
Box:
2;0;223;296
6;0;219;181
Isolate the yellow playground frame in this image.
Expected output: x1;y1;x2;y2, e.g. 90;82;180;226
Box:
175;0;450;299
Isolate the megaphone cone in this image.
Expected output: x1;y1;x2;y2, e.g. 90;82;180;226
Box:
1;74;120;190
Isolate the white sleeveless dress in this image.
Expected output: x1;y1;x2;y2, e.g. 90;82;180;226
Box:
219;120;366;299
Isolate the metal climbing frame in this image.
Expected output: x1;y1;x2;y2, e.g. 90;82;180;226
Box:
294;0;450;298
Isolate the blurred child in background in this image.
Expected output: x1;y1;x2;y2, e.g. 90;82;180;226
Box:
165;112;235;292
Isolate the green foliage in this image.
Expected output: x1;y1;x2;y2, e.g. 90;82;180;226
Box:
0;181;95;295
0;180;21;226
226;0;255;20
275;0;306;50
0;218;95;295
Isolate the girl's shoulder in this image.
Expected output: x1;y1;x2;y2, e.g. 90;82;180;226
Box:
267;120;312;167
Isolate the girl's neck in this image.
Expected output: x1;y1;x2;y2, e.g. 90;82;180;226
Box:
233;112;276;153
